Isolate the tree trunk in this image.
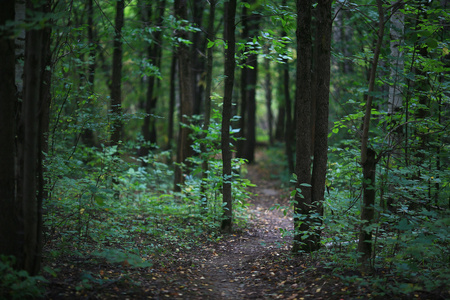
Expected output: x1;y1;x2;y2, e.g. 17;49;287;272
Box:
110;0;124;145
200;0;216;209
173;0;194;191
141;0;166;156
358;0;384;269
242;1;260;163
310;0;332;245
293;0;313;253
0;0;19;261
191;0;205;116
221;0;236;233
18;0;50;275
81;0;97;147
282;23;294;176
264;46;274;145
167;51;177;151
236;5;248;159
358;148;376;267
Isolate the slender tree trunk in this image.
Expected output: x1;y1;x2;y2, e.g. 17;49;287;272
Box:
221;0;236;233
141;0;166;156
201;0;216;209
167;52;177;151
283;36;294;175
191;0;205;116
236;5;248;159
358;0;384;269
274;72;286;142
0;0;18;261
293;0;313;253
264;46;274;145
81;0;97;147
173;0;194;191
36;0;52;275
242;1;260;163
110;0;124;145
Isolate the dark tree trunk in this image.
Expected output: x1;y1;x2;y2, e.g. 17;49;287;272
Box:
191;0;205;116
236;5;248;159
264;49;274;145
310;0;332;243
81;0;97;147
274;86;285;142
357;148;376;266
141;0;166;156
242;2;260;163
200;0;216;209
283;33;294;175
36;0;52;275
243;50;258;163
173;0;194;191
293;0;313;253
18;0;50;275
221;0;236;233
167;51;177;151
110;0;124;145
0;0;19;261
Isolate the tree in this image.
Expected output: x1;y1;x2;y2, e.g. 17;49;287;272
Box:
311;0;333;246
141;0;166;156
110;0;124;145
238;0;260;163
0;0;52;275
293;0;313;253
221;0;237;233
200;0;216;208
293;0;332;253
358;0;385;268
0;0;18;262
173;0;194;191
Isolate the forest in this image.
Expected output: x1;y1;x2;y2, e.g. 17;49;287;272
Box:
0;0;449;298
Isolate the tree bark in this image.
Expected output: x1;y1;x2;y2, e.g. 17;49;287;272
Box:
191;0;205;116
18;0;50;275
0;0;18;261
141;0;166;156
236;5;248;159
264;48;274;145
282;25;294;175
173;0;194;191
200;0;216;209
81;0;97;147
293;0;313;253
242;1;260;163
110;0;124;145
311;0;332;244
167;51;177;151
221;0;236;233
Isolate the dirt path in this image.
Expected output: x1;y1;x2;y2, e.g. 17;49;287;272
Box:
190;156;293;299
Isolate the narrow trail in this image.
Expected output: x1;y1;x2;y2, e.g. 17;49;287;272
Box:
190;151;293;299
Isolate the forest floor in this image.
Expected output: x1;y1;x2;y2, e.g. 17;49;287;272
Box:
42;149;447;299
